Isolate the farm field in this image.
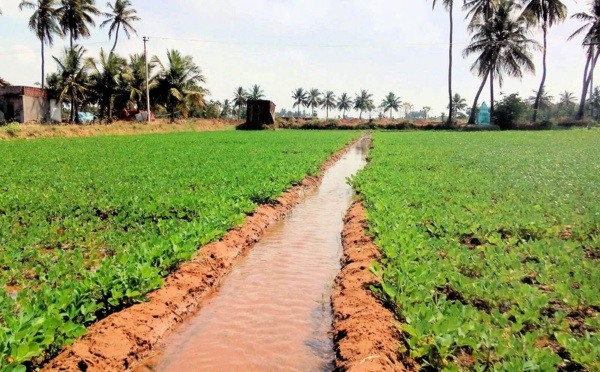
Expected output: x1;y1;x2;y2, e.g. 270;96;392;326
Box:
0;130;359;370
352;131;600;371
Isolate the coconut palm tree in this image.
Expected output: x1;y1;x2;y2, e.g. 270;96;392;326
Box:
291;88;306;118
19;0;61;89
321;91;337;119
57;0;100;48
232;87;247;121
354;89;373;119
463;0;539;124
521;0;567;122
381;92;402;119
569;2;600;120
248;84;265;100
86;49;129;120
221;99;232;118
464;0;498;29
337;93;353;118
558;91;576;116
53;46;89;123
306;88;321;117
153;49;208;123
528;86;554;110
0;77;10;87
100;0;140;54
431;0;456;124
448;93;468;118
122;53;155;110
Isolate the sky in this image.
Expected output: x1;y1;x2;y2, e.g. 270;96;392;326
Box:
0;0;593;117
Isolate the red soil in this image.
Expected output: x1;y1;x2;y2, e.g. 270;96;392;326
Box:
41;136;363;372
332;202;406;371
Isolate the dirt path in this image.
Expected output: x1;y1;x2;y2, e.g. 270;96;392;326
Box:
332;202;407;371
41;136;364;372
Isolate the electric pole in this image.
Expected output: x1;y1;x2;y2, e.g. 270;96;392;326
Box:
143;36;151;124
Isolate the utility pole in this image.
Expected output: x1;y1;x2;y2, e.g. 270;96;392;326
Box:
143;36;151;124
590;45;595;120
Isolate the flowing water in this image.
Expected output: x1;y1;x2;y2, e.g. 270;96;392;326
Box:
136;138;370;372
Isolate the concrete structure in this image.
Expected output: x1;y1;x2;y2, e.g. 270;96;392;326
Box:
0;86;61;123
245;100;276;129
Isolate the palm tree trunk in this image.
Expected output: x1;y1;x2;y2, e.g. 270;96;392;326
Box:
468;72;489;124
577;50;600;120
111;24;120;54
490;69;494;124
447;1;454;125
70;33;74;49
326;107;329;119
533;23;548;123
41;40;45;89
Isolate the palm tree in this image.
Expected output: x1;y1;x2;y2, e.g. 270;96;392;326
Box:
321;91;337;119
337;93;353;118
123;53;155;110
558;91;576;116
53;46;89;123
248;84;265;100
221;99;232;118
0;78;10;87
291;88;306;118
381;92;402;119
87;49;128;120
432;0;455;124
528;86;554;110
232;87;247;121
423;106;431;119
57;0;100;48
463;0;539;124
307;88;321;117
100;0;140;54
19;0;61;89
354;89;373;119
521;0;567;122
449;93;468;118
153;49;208;123
569;2;600;120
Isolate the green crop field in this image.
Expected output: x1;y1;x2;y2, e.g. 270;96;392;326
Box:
0;130;358;370
352;131;600;371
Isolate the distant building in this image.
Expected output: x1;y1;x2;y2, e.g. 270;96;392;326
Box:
0;86;61;123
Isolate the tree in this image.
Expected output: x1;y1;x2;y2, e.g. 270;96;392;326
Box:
587;86;600;119
381;92;402;119
248;84;265;100
291;88;306;118
569;2;600;120
403;102;415;119
337;93;353;118
353;90;373;119
558;91;576;116
306;88;321;117
221;99;232;118
422;106;431;119
493;92;530;129
153;49;207;123
53;46;89;123
463;0;538;124
432;0;456;124
100;0;140;54
57;0;100;48
87;49;128;121
122;53;155;110
321;91;337;119
521;0;567;122
232;87;247;121
19;0;61;89
448;93;467;118
528;86;554;110
0;77;10;87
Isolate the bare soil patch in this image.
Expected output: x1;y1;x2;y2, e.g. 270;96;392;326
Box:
331;202;408;372
41;136;363;372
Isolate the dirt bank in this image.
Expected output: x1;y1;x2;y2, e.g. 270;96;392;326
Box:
331;202;407;372
0;119;235;140
41;136;364;372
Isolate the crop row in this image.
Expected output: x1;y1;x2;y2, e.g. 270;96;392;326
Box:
0;130;359;371
352;131;600;371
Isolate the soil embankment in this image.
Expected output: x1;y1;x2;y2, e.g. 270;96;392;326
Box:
41;135;364;372
332;202;407;371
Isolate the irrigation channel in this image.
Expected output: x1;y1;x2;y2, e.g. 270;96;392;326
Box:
135;138;370;371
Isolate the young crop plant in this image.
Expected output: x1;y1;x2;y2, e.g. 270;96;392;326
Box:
354;130;600;371
0;130;360;370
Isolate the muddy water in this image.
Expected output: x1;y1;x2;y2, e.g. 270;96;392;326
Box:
136;138;370;372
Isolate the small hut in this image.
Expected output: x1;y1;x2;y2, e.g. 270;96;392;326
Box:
242;100;276;130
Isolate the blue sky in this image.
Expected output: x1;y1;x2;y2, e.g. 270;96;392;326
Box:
0;0;591;117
